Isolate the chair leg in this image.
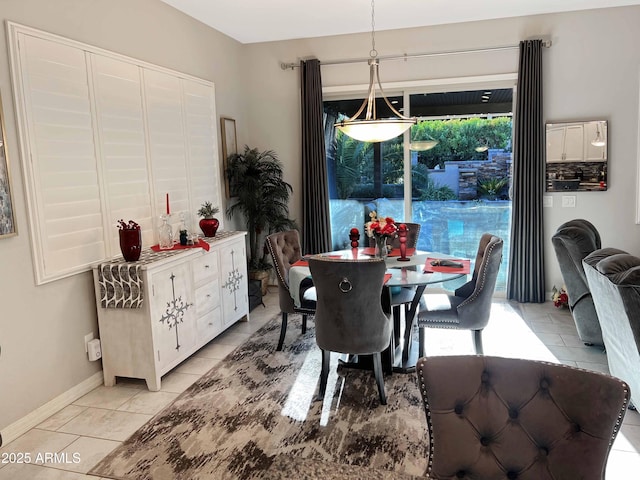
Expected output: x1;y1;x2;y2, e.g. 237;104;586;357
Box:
473;329;484;355
372;352;387;405
301;314;307;334
392;306;401;345
418;326;426;358
319;349;330;399
276;312;288;351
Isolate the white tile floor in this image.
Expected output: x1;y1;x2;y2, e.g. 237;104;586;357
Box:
1;288;639;479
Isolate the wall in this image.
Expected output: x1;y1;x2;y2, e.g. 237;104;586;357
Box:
2;0;640;437
0;0;246;432
243;6;640;294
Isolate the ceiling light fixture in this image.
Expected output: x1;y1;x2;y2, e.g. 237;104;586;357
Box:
410;140;439;151
591;122;606;147
334;0;416;143
475;139;489;152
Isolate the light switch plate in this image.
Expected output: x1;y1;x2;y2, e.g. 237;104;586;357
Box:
562;195;576;208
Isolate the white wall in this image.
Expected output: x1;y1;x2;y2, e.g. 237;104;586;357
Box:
243;6;640;293
0;0;246;432
2;0;640;436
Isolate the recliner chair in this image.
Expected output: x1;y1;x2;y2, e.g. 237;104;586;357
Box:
584;250;640;409
551;219;625;346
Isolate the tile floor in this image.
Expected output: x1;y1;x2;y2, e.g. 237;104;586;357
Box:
1;288;639;479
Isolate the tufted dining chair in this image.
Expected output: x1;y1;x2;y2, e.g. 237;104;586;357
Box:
416;355;629;480
265;230;317;351
309;256;392;405
415;233;503;356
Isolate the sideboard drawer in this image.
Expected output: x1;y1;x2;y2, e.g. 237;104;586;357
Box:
195;280;220;317
192;252;218;285
197;307;223;339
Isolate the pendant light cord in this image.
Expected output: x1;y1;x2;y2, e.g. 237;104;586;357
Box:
370;0;378;59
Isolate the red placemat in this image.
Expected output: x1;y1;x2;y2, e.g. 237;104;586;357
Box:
424;258;470;274
362;247;415;257
151;238;210;252
383;273;392;284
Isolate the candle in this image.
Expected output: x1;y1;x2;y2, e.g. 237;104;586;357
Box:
166;193;170;215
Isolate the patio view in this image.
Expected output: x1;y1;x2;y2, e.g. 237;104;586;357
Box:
324;89;514;291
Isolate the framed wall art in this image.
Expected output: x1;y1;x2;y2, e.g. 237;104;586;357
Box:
220;117;237;198
0;92;17;238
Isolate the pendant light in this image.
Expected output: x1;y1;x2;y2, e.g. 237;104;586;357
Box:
334;0;416;143
591;122;606;147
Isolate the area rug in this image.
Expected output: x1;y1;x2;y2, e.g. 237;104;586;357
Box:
89;314;429;480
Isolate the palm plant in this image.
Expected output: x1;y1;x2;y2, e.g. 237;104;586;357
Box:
226;146;297;270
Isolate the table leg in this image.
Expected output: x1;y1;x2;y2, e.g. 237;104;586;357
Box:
401;285;426;364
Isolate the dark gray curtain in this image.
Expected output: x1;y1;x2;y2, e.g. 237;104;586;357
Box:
507;39;545;302
301;59;332;254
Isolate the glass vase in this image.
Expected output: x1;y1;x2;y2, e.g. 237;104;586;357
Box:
374;235;388;258
158;214;174;250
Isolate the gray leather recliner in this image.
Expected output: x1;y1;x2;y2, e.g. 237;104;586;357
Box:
551;219;625;346
584;250;640;408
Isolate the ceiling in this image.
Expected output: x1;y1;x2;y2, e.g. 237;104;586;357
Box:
159;0;640;44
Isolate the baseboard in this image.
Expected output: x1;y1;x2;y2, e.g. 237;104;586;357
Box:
0;371;104;446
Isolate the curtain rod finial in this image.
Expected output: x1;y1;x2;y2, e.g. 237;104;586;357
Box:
280;62;297;70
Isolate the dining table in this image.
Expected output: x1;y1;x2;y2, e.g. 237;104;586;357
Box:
288;247;469;373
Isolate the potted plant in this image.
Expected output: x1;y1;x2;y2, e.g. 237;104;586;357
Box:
197;201;220;237
226;146;297;294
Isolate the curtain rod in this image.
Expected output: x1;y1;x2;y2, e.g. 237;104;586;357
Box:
280;40;551;70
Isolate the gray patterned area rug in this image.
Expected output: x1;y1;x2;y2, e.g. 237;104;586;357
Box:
89;315;429;480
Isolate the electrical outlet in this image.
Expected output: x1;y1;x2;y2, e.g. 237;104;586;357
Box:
561;195;576;208
543;196;553;208
84;333;94;353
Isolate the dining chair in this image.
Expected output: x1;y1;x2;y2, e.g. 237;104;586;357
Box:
265;230;317;351
415;233;503;355
416;355;629;480
308;256;392;405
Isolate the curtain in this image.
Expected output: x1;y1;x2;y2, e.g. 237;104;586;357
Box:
301;59;332;254
507;39;545;302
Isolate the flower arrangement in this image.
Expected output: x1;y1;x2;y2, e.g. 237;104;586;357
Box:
365;211;398;239
552;285;569;308
117;219;140;230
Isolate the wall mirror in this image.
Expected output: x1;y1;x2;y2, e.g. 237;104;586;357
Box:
545;120;608;192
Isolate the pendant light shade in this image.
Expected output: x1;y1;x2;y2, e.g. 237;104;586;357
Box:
591;122;606;147
410;140;438;151
334;1;416;143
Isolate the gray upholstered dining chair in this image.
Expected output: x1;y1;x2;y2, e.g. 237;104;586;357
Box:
265;230;316;351
308;256;392;405
416;355;629;480
415;233;503;355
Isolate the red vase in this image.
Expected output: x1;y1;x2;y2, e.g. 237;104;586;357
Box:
199;217;219;237
119;228;142;262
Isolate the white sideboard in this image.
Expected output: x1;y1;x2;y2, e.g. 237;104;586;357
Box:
92;231;248;391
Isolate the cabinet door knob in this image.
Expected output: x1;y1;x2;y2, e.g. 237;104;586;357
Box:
204;264;210;269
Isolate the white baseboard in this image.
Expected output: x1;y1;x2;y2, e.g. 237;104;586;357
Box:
1;371;104;446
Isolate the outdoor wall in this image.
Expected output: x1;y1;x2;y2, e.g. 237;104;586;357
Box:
243;6;640;297
0;0;246;433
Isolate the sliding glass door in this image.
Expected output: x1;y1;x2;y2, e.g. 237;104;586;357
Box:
324;88;513;291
